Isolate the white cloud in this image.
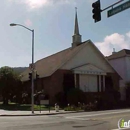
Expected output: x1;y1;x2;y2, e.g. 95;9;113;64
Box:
24;0;49;9
126;32;130;38
24;19;32;26
51;0;75;5
95;32;130;56
9;0;76;10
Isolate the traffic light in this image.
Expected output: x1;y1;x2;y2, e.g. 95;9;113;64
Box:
29;72;32;80
36;74;39;80
92;0;101;23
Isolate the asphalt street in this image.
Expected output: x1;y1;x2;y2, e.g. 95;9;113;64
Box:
0;109;130;130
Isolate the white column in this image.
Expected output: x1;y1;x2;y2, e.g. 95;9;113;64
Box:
99;75;101;92
103;75;105;92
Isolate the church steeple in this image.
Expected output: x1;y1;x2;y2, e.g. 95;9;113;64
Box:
74;8;79;35
72;7;82;47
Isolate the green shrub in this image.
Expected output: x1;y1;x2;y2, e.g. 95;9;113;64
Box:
85;93;99;104
67;88;86;106
84;102;97;111
100;88;121;110
55;92;67;107
64;105;82;111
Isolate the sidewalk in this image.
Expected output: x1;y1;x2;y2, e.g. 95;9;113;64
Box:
0;109;129;117
0;109;82;116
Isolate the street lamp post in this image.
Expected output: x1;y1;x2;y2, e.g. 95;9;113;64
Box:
10;23;35;114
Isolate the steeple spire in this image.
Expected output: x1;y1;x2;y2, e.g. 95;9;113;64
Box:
74;7;79;35
72;7;82;47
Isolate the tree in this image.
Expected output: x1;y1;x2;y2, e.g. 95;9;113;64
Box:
0;66;21;105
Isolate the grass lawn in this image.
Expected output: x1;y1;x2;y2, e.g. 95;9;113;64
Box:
0;102;55;111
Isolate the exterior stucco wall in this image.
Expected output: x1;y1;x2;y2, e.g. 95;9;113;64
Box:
125;57;130;81
108;57;127;100
108;57;126;81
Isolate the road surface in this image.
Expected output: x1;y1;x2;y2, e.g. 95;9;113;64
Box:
0;109;130;130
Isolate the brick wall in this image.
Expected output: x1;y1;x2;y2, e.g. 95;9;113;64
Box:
36;69;72;104
49;69;73;104
23;71;120;105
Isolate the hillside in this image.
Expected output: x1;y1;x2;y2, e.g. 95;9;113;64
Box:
12;67;27;74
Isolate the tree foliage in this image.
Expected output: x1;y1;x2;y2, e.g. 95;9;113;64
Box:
0;66;22;105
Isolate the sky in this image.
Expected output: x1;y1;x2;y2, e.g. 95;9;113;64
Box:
1;0;130;67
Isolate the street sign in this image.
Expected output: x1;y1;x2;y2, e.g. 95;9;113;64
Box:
108;1;130;17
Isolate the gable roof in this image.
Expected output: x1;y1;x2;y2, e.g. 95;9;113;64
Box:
21;40;122;81
21;40;89;81
106;49;130;60
86;40;122;79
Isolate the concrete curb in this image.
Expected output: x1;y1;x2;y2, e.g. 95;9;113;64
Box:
0;111;85;117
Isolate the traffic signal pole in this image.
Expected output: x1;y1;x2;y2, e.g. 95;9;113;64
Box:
92;0;125;22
